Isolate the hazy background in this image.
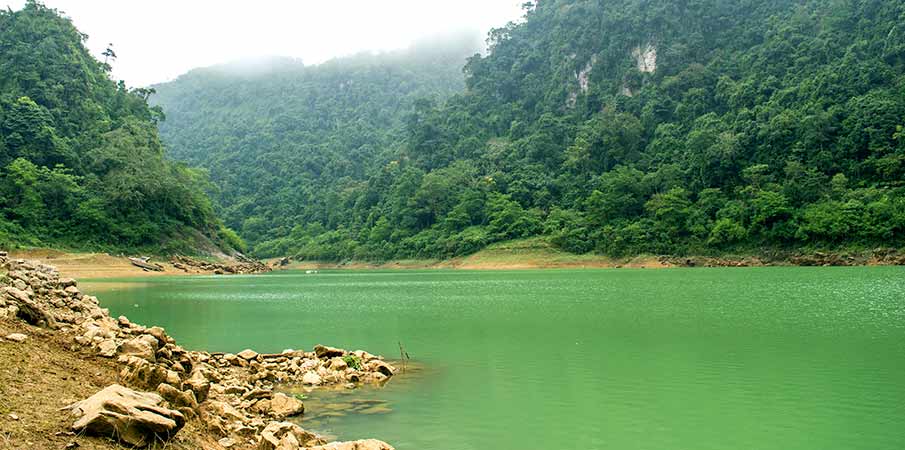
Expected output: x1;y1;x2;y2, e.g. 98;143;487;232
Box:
1;0;526;87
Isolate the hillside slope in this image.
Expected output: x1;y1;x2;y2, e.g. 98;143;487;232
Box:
152;35;480;249
160;0;905;260
0;1;240;254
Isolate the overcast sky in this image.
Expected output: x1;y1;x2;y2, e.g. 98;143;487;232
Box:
3;0;526;87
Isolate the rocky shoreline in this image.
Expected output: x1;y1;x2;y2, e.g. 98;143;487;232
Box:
658;248;905;268
0;251;396;450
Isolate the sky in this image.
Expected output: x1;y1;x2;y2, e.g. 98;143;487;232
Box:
2;0;526;87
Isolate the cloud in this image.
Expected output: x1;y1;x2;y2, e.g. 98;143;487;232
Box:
2;0;525;87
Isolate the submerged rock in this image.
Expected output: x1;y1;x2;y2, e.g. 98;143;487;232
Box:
67;384;185;447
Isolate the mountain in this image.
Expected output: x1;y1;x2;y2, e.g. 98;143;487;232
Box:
0;1;241;254
151;33;481;252
159;0;905;260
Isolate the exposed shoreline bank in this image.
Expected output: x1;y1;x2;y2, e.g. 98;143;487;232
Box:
0;252;397;450
10;244;905;282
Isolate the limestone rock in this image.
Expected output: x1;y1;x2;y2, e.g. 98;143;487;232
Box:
259;421;325;450
4;333;27;343
156;383;198;410
120;335;158;361
182;370;211;403
366;360;395;378
202;400;246;422
67;384;185;447
97;339;118;358
238;348;259;360
268;393;304;419
314;344;345;359
304;440;395;450
302;371;322;386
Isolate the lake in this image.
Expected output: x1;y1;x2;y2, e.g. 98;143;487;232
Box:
86;267;905;450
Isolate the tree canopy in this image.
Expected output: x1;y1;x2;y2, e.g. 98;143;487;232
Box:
0;1;238;253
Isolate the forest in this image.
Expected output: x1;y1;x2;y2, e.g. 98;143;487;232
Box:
4;0;905;261
0;1;242;253
155;0;905;261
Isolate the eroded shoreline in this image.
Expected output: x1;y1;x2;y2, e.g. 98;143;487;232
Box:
0;252;398;450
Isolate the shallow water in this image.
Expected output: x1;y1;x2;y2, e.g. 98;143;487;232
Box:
88;267;905;450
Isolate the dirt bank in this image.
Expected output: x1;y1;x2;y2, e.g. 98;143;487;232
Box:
0;318;218;450
9;249;271;280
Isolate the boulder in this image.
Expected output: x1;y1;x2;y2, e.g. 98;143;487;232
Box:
238;348;259;360
67;384;185;447
147;326;168;345
367;360;395;378
5;287;57;328
269;393;305;419
156;383;198;410
304;440;395;450
302;371;322;386
182;370;211;403
259;421;325;450
97;339;118;358
120;335;158;361
202;400;246;422
4;333;27;343
314;344;345;359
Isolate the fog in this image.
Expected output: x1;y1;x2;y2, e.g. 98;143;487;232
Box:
1;0;525;87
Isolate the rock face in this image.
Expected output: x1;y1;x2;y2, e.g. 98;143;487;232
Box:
67;384;186;447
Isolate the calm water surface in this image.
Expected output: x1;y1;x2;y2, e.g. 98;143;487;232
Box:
87;268;905;450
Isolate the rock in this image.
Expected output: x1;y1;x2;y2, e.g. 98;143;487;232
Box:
147;326;168;345
276;433;300;450
64;285;81;297
243;387;274;401
182;370;211;403
156;383;198;410
4;333;27;343
238;348;259;360
367;360;395;377
59;278;77;288
219;437;237;448
2;286;29;303
5;288;57;329
202;400;246;422
302;371;322;386
97;340;118;357
269;393;304;419
314;344;345;359
67;384;185;447
305;440;395;450
259;421;324;450
120;335;158;361
329;357;348;371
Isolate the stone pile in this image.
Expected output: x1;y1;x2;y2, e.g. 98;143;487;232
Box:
0;251;395;449
171;254;272;275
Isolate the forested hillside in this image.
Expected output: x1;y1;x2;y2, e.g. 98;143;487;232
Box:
161;0;905;261
152;35;479;248
0;1;240;253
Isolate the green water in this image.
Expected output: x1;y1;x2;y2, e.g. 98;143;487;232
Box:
87;268;905;450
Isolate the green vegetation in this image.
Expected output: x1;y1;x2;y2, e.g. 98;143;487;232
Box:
155;0;905;261
0;1;239;253
343;354;363;370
